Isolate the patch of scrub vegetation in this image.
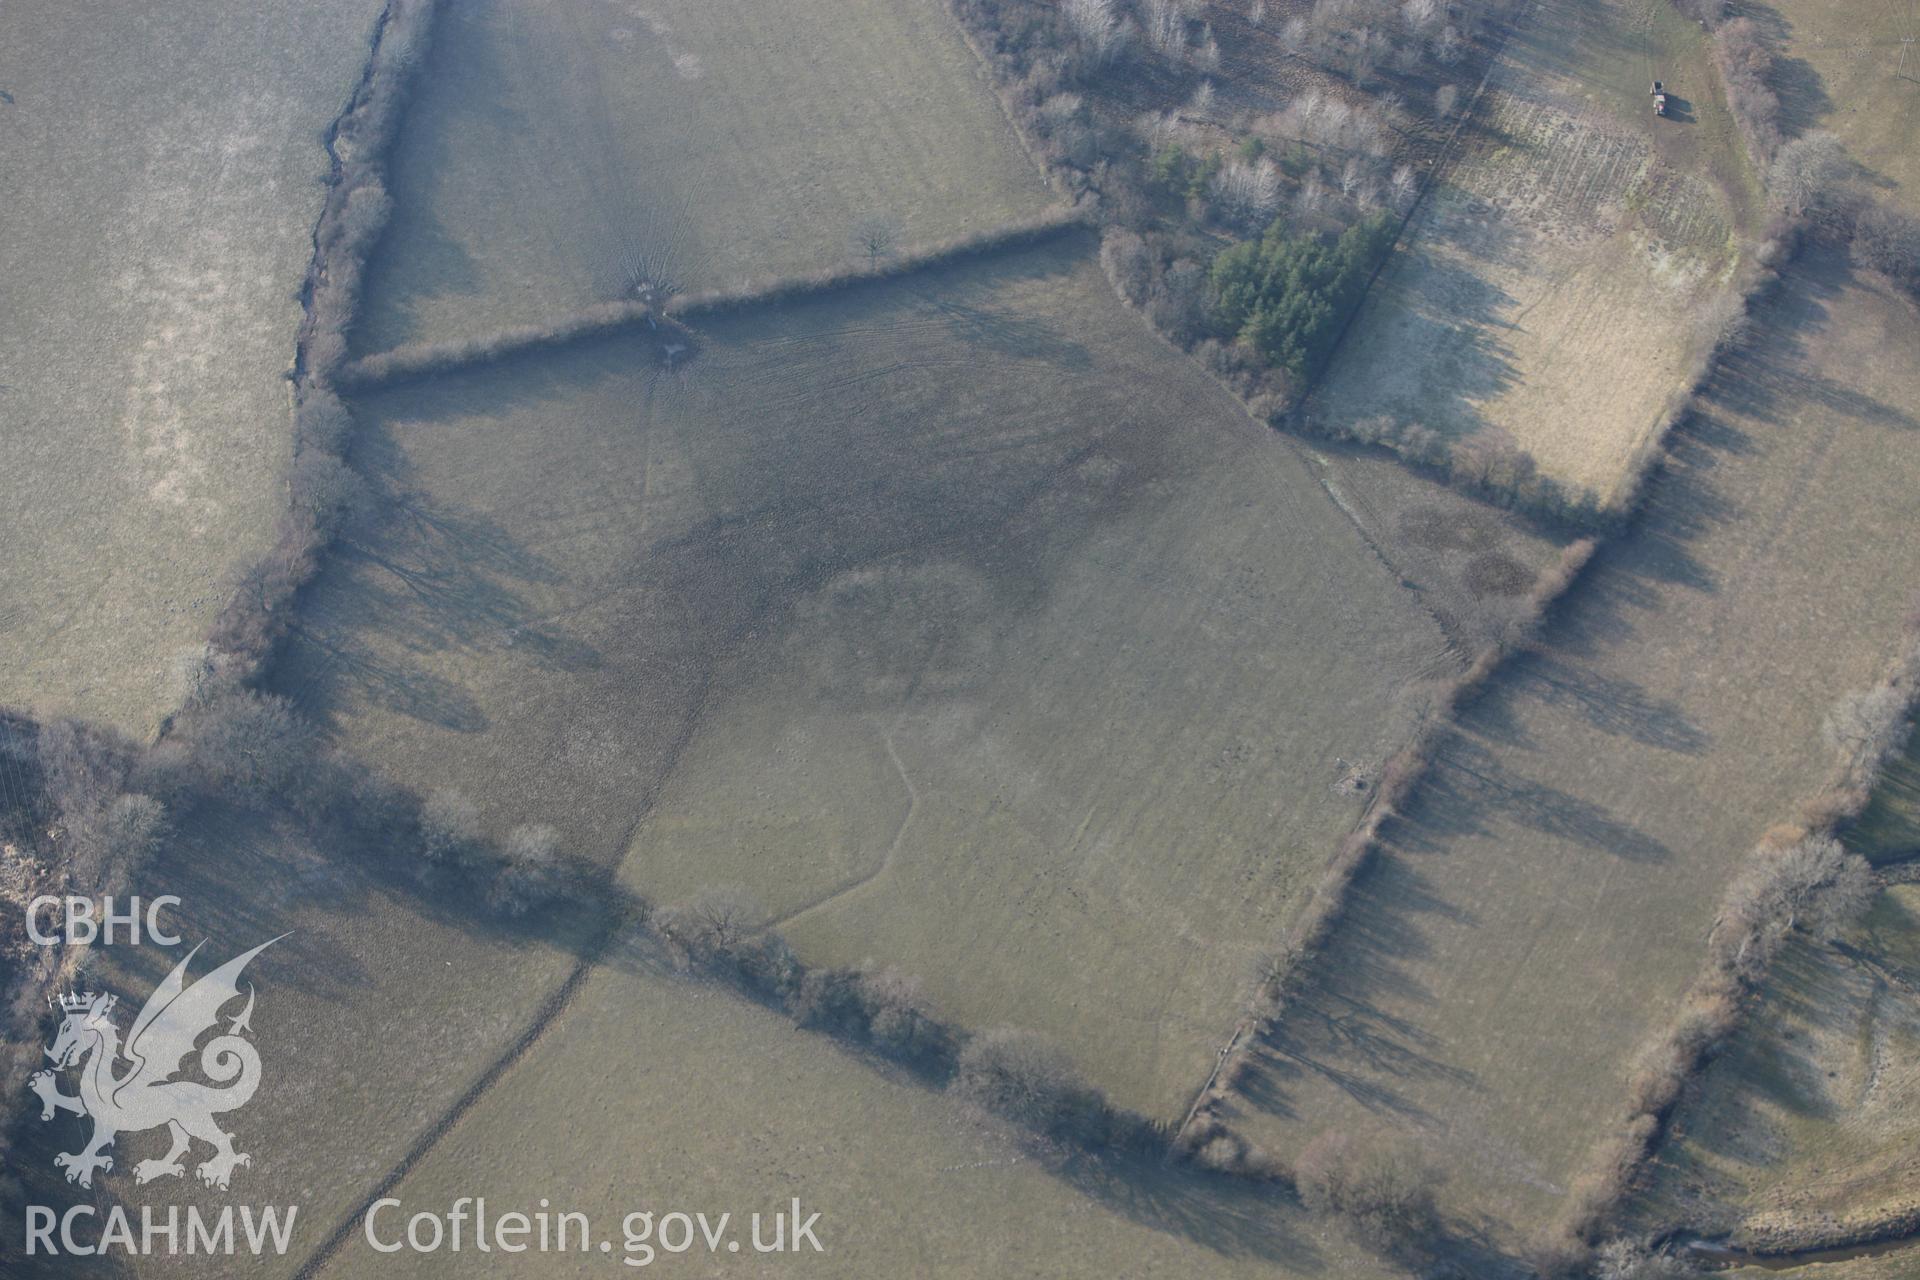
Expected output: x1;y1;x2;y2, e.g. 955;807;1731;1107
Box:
354;0;1053;353
277;239;1455;1118
0;0;386;733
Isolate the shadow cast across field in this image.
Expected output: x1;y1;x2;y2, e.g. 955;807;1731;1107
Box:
1239;856;1484;1130
1740;4;1836;142
1311;189;1529;448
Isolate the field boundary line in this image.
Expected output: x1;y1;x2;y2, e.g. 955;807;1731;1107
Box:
337;209;1089;391
1295;0;1535;415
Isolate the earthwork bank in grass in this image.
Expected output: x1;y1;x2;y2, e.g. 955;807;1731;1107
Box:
1228;250;1920;1243
0;0;384;734
354;0;1053;354
278;238;1458;1117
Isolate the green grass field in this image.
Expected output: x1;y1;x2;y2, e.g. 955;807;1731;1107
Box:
1308;0;1754;501
353;0;1054;354
278;239;1457;1116
0;0;383;734
1228;250;1920;1242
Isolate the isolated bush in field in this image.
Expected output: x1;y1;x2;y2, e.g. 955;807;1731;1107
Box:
1295;1130;1443;1260
952;1027;1108;1141
418;788;483;866
489;824;566;916
187;690;319;807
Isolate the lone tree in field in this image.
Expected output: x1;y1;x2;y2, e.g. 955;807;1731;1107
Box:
851;214;900;267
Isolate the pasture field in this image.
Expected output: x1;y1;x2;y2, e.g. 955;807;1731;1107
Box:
3;802;588;1279
1307;443;1577;655
317;937;1398;1280
1767;0;1920;204
1226;252;1920;1239
1306;0;1754;503
277;239;1457;1116
353;0;1053;353
1626;886;1920;1256
0;0;383;734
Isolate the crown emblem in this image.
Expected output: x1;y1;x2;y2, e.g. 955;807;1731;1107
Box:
54;991;107;1014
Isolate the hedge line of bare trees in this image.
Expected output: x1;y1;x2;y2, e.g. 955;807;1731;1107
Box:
1533;618;1920;1273
1713;18;1783;167
205;0;439;684
335;209;1089;391
1177;538;1598;1170
650;887;1165;1157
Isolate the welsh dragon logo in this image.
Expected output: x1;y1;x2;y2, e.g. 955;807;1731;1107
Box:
28;936;283;1191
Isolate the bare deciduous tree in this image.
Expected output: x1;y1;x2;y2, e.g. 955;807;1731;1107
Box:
952;1027;1106;1140
1823;685;1912;785
850;214;900;267
1296;1130;1443;1260
187;691;317;807
1593;1238;1700;1280
1389;163;1418;211
489;823;567;916
1063;0;1131;67
419;787;483;866
1212;157;1283;227
1768;132;1850;227
1143;0;1190;57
